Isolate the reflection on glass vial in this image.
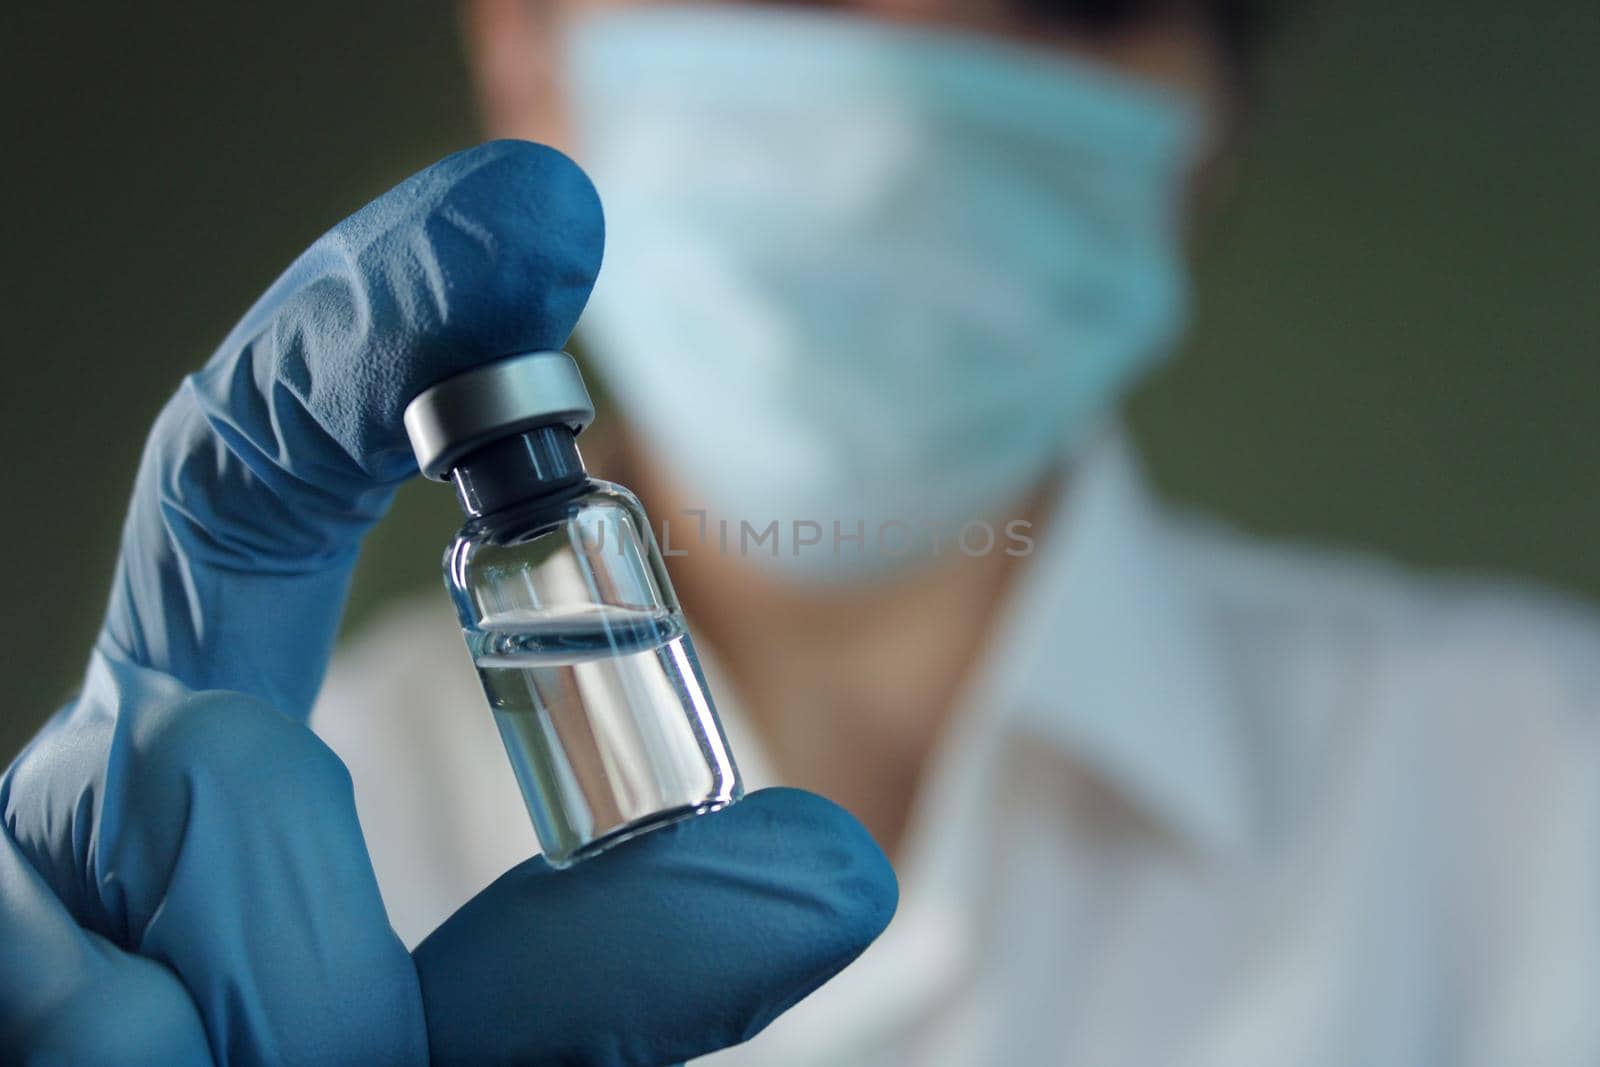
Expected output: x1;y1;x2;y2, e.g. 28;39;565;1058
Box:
471;607;736;864
447;480;742;867
404;351;742;868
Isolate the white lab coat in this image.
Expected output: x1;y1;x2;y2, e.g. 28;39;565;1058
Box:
312;431;1600;1066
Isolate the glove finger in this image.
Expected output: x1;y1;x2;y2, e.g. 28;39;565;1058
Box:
414;788;898;1067
99;140;604;719
1;812;211;1064
5;658;429;1066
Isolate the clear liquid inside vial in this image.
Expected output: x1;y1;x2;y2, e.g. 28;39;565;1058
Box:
468;605;740;865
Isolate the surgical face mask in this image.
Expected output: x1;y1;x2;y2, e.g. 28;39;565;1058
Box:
567;6;1200;580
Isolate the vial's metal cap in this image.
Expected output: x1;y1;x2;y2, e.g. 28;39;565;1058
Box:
404;350;595;481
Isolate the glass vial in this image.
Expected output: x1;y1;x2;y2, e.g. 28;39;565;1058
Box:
404;351;741;866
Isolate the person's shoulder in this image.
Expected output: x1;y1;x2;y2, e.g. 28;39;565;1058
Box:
1160;507;1600;914
1158;504;1597;847
1163;504;1600;693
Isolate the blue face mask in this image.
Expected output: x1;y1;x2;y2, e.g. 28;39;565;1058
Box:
568;6;1201;579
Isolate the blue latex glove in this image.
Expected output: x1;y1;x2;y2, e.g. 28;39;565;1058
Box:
0;141;896;1065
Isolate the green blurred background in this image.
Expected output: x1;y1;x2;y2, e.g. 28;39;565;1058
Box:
3;2;1596;760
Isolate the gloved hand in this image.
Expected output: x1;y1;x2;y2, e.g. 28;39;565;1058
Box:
0;140;896;1065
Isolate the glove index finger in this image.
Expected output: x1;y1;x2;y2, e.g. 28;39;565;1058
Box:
99;141;605;718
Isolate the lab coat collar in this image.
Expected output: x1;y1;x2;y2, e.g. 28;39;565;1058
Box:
983;426;1253;856
690;428;1254;1061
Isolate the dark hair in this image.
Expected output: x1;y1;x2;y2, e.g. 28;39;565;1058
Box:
1020;0;1277;88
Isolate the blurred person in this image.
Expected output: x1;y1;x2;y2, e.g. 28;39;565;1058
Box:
306;1;1600;1065
7;1;1597;1065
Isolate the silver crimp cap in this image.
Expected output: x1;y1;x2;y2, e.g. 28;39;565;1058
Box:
403;350;595;481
